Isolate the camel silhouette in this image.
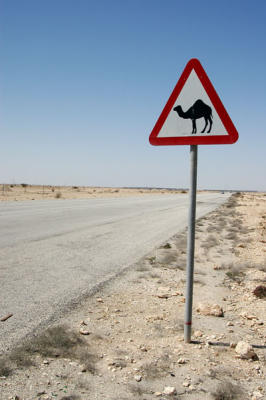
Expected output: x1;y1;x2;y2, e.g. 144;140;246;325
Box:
173;99;213;134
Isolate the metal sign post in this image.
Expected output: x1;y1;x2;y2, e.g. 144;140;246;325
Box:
149;58;238;343
184;145;198;343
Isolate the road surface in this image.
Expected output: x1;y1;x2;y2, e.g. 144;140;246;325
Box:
0;193;229;352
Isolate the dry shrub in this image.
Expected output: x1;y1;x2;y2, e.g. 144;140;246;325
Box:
207;225;218;232
225;263;247;283
4;326;98;375
194;278;206;286
141;356;171;380
212;381;243;400
161;242;171;249
225;232;238;241
202;234;219;251
128;383;150;396
157;252;177;265
135;264;150;272
148;272;160;279
55;191;62;198
258;264;266;272
24;326;83;358
0;358;12;377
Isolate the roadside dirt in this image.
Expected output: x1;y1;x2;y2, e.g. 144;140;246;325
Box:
0;184;189;202
0;192;265;400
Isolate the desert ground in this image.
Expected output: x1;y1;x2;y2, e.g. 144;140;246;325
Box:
0;184;190;202
0;192;265;400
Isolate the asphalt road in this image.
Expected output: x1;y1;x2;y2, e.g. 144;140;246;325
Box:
0;193;230;352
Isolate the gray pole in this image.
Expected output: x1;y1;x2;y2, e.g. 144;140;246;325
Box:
184;145;198;343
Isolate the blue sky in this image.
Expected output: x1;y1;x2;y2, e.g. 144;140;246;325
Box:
1;0;265;190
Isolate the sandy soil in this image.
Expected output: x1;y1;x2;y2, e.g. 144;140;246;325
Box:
0;192;265;400
0;184;189;202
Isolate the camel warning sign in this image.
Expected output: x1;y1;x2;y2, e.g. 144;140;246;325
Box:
149;59;238;145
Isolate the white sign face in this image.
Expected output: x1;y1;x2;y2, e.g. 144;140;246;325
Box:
158;70;228;138
149;59;238;146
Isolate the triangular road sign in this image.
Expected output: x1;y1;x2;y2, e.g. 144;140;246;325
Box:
149;59;238;145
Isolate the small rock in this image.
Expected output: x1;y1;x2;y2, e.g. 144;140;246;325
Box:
80;320;87;326
235;341;258;360
227;321;234;326
196;303;224;317
240;312;257;320
140;346;148;352
134;375;142;382
157;293;169;299
79;328;90;335
37;390;46;396
43;360;49;365
230;342;237;348
253;285;266;298
96;297;104;303
183;381;190;387
252;391;263;400
163;386;177;395
154;392;162;397
194;330;203;337
177;358;186;364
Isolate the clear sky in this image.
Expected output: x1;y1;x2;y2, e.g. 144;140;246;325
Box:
1;0;265;191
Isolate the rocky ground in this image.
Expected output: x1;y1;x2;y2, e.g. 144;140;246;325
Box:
0;192;265;400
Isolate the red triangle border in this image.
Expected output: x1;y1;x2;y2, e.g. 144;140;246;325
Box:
149;59;238;146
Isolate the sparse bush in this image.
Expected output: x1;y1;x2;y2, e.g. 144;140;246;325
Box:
141;357;171;379
157;252;177;265
3;326;98;375
225;263;247;283
211;381;243;400
148;272;160;279
55;191;62;199
258;264;266;272
162;242;171;249
225;232;238;241
0;358;12;377
72;186;79;189
207;225;218;232
21;183;28;188
135;264;150;272
128;383;150;396
147;256;156;264
24;326;83;358
194;278;206;286
202;234;219;252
